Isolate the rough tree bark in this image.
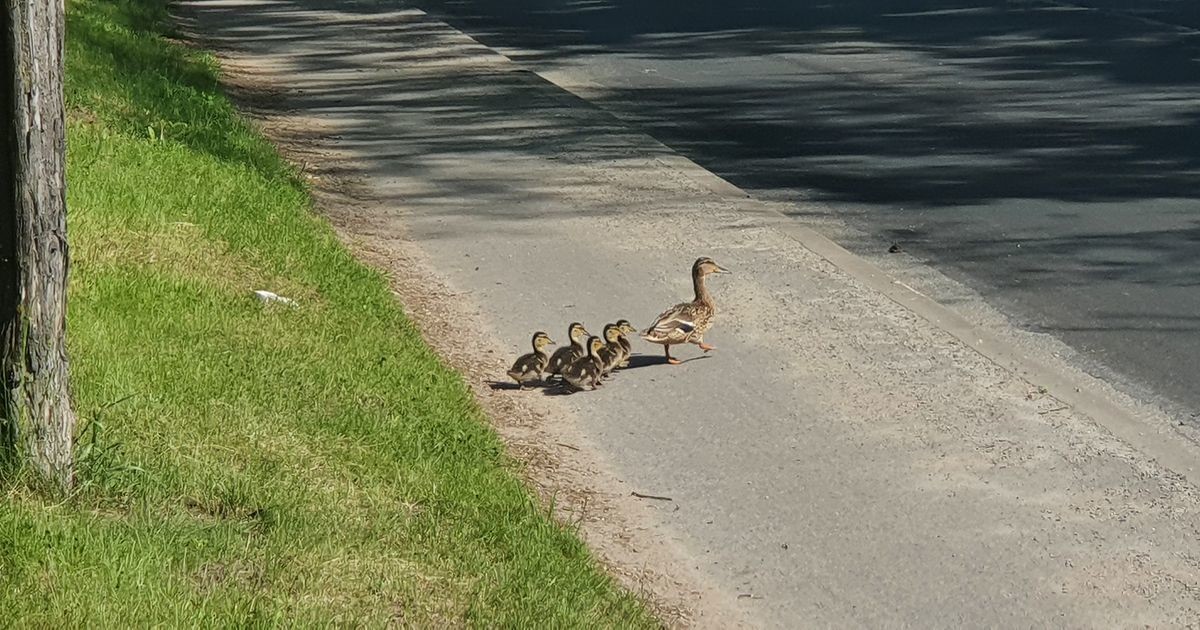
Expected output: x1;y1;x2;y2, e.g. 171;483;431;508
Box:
1;0;76;489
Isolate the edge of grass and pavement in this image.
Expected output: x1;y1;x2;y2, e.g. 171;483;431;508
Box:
0;0;660;625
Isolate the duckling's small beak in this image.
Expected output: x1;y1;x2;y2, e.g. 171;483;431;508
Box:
547;338;556;345
715;264;731;274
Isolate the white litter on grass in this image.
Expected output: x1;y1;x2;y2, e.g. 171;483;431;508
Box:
253;290;297;307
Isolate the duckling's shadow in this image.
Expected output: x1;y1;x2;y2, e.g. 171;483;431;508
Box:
487;380;536;391
622;353;712;369
487;379;582;395
541;385;582;396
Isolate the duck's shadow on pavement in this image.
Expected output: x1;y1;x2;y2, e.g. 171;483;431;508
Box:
623;353;711;369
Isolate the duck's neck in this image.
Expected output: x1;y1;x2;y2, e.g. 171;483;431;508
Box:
692;271;713;306
573;336;587;350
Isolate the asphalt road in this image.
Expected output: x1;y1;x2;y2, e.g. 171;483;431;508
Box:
407;0;1200;420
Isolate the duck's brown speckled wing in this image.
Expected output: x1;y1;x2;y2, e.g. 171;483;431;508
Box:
641;301;713;344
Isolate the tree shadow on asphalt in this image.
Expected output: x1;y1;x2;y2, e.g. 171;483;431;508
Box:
175;0;1200;285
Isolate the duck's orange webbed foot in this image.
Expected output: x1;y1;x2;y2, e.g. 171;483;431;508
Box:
698;342;715;352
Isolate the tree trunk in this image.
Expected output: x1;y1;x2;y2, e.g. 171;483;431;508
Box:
1;0;76;489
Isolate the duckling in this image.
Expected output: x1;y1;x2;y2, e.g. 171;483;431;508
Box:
507;331;555;389
562;336;605;391
596;323;624;378
615;319;637;368
545;322;590;379
642;257;730;365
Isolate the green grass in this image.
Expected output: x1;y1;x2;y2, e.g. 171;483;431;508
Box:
0;0;657;626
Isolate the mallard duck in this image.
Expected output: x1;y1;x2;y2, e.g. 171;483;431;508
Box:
596;323;624;378
615;319;637;368
562;336;605;391
641;257;730;365
507;331;555;389
545;322;590;379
